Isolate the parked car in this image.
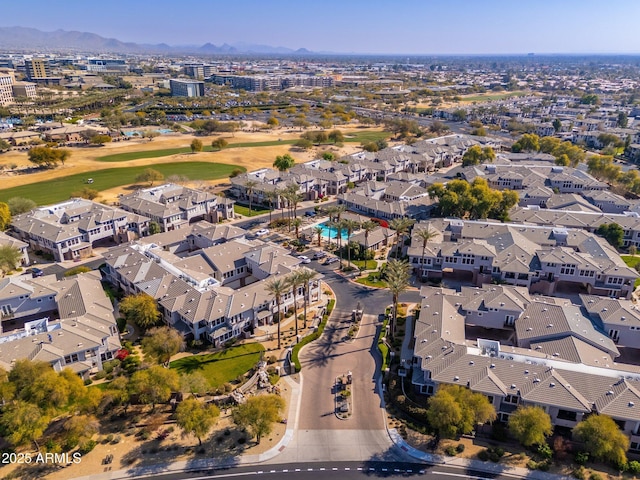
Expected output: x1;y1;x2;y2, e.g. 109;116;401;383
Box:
313;251;327;260
304;210;316;217
325;256;340;265
29;267;44;277
255;228;270;237
298;255;311;264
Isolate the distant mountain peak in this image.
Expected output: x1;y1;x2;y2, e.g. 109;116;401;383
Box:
0;26;311;55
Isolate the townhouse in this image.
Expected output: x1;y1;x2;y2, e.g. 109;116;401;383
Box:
0;271;121;376
407;219;638;299
119;183;234;231
102;228;322;346
410;286;640;450
10;198;150;262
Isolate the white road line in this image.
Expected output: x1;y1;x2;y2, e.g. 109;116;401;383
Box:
433;471;494;480
189;471;259;480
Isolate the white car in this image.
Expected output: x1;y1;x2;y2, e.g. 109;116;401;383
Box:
298;255;311;264
255;228;270;237
325;256;340;265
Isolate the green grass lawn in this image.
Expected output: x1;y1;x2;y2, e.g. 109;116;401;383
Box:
351;259;376;271
170;343;265;389
0;162;243;205
356;276;387;288
234;204;272;217
95;130;390;162
459;91;529;103
621;255;640;288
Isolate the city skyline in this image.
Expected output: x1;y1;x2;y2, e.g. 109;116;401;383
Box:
2;0;640;55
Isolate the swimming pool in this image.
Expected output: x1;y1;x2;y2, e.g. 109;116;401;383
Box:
317;221;348;239
123;129;174;137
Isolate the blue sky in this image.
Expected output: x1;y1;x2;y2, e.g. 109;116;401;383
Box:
3;0;639;54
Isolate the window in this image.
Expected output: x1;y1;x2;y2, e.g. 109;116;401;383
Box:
504;394;519;404
557;409;577;422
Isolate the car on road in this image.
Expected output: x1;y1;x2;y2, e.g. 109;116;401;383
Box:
304;210;316;217
297;255;311;264
313;251;327;260
325;256;340;265
255;228;270;237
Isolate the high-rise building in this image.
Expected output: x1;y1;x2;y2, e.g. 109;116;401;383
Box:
169;79;205;97
24;58;51;80
0;69;16;106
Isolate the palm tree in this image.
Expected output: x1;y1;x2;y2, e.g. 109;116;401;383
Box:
334;219;345;268
264;190;278;225
386;259;411;338
360;220;377;270
414;225;438;279
286;270;304;337
285;184;302;219
276;188;286;221
389;217;415;259
244;179;258;214
313;226;324;248
265;277;288;349
342;219;360;269
297;268;318;329
292;218;302;239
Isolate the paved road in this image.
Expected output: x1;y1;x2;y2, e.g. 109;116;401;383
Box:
130;461;513;480
273;258;422;463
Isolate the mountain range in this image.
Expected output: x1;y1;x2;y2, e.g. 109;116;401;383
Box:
0;26;312;55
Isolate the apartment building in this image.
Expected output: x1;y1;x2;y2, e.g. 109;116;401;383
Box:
10;198;150;262
0;68;15;106
0;271;121;377
118;183;234;231
408;219;638;299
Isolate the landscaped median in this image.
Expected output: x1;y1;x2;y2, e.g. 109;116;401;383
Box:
378;315;391;372
291;299;335;371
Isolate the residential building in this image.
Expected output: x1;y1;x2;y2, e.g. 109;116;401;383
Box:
0;271;121;377
10;198;150;262
0;68;15;106
0;231;29;267
118;183;234;232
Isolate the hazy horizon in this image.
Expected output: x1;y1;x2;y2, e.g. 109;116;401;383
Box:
2;0;640;55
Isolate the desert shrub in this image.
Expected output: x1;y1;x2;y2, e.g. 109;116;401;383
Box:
456;443;465;453
444;445;457;456
575;451;589;465
627;461;640;474
538;443;553;459
78;440;97;454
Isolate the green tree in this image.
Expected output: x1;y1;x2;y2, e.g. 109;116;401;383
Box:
618;112;628;128
175;397;220;445
462;145;495;166
511;133;540;153
27;146;71;168
361;220;378;270
211;138;229;150
7;197;36;215
265;277;288;349
313;225;323;248
342;219;360;268
0;401;50;449
389;217;414;259
328;130;344;143
0;245;22;275
273;153;295;172
62;414;99;448
508;405;553;447
552;118;562;132
552;141;585;167
63;266;91;277
148;221;161;235
89;134;112;146
71;187;100;200
294;138;313;150
232;394;285;444
0;138;10;152
129;366;180;411
244;179;258;213
119;293;160;330
415;225;437;279
426;385;496;439
386;259;410;338
573;414;629;465
190;138;203;153
266;117;279;128
361;142;379;152
297;267;318;329
0;202;11;230
580;93;600;105
180;372;210;397
596;223;624;249
142;326;185;365
135;168;164;186
539;136;561;154
321;151;335;161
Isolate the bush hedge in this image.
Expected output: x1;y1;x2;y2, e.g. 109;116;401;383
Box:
291;299;335;371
